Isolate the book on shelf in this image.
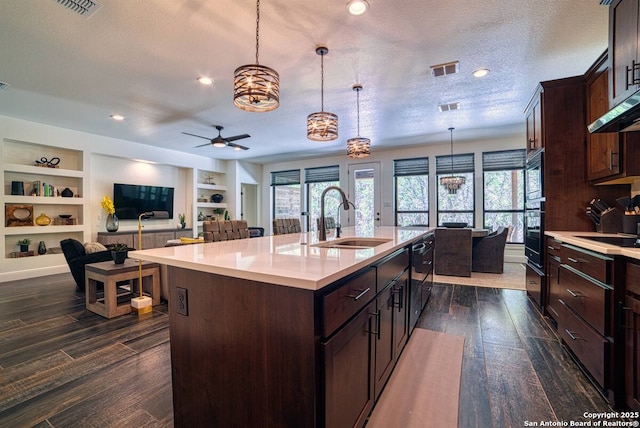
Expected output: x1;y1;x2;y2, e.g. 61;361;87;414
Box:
30;180;58;197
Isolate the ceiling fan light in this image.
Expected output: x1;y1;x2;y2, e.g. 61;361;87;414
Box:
347;0;369;15
233;146;243;151
213;141;227;148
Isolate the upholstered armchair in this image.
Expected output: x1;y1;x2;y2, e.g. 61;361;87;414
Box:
434;228;472;277
471;226;509;273
60;238;115;291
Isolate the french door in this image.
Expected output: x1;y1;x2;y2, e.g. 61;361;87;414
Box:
346;162;381;234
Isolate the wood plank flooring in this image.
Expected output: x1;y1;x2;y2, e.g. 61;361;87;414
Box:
0;274;612;427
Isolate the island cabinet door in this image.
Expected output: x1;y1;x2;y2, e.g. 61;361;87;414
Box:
322;300;376;428
391;270;409;361
374;284;395;401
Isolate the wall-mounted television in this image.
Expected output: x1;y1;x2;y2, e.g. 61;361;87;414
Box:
113;183;174;220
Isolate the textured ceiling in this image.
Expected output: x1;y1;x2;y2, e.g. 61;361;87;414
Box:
0;0;609;164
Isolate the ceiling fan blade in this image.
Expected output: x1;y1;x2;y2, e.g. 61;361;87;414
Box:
227;141;250;150
225;134;250;142
194;142;212;148
182;132;211;141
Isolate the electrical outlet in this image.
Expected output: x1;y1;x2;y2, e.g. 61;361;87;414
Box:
176;287;188;316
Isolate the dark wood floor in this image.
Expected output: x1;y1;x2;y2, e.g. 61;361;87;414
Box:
0;274;611;427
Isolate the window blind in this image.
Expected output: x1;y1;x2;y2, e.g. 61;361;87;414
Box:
270;169;300;186
304;165;339;183
436;153;474;174
482;149;526;171
393;157;429;176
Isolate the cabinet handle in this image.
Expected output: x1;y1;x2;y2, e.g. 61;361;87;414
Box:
547;245;559;251
564;329;583;341
567;257;582;264
368;310;381;340
566;289;582;298
392;285;404;311
626;60;640;89
348;287;371;301
609;151;619;170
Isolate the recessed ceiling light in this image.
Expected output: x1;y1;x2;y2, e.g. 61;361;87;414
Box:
472;68;490;78
197;76;214;85
347;0;369;15
110;114;125;121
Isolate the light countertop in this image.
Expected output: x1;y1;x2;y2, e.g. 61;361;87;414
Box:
129;226;431;290
545;230;640;260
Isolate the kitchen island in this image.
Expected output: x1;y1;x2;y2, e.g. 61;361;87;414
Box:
130;226;431;428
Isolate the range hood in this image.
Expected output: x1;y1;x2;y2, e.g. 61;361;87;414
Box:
588;91;640;133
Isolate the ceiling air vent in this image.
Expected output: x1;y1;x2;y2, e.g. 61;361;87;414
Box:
438;102;460;112
430;61;459;77
0;81;9;91
54;0;102;18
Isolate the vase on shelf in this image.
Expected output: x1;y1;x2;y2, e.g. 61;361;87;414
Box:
38;241;47;255
106;213;119;232
35;213;51;226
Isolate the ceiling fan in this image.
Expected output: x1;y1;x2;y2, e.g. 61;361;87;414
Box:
183;125;250;151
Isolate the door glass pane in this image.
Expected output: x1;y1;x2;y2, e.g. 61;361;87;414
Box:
308;181;340;230
353;168;375;235
273;184;300;219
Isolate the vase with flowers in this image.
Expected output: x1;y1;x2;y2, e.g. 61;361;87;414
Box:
101;196;119;232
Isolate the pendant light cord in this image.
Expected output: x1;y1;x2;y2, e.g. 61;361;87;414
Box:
255;0;260;65
320;53;325;112
449;127;455;176
356;87;361;136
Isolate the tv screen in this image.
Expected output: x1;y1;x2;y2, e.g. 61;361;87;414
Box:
113;183;174;220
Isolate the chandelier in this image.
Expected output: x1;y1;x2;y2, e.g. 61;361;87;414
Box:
440;127;466;194
233;0;280;112
346;84;370;158
307;46;338;141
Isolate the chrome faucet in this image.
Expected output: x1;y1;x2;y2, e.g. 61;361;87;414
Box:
319;186;350;241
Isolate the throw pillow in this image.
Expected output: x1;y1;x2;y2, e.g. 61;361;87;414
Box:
84;242;108;254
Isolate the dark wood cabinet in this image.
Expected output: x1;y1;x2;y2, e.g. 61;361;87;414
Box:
525;93;543;154
545;237;562;323
624;261;640;410
374;284;394;401
557;244;614;395
624;293;640;411
587;54;622;181
609;0;640;107
392;270;409;360
323;300;376;428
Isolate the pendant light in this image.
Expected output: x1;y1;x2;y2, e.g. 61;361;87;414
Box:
233;0;280;112
440;127;466;194
307;46;338;141
346;84;370;158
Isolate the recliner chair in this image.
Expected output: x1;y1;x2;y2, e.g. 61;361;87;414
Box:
60;238;115;291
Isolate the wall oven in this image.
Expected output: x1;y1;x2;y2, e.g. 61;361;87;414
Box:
524;149;545;270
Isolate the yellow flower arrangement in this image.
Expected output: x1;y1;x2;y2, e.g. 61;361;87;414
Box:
101;196;115;215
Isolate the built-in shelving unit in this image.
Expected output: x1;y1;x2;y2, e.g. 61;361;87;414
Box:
194;169;227;235
2;138;88;269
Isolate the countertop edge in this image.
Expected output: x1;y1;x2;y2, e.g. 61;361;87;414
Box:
545;230;640;260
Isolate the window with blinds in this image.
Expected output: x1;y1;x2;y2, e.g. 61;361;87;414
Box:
394;157;429;226
271;169;301;220
305;166;340;231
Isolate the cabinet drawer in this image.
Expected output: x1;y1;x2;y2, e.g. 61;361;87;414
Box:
558;300;608;388
562;245;611;284
376;247;409;290
626;262;640;297
322;268;376;337
559;266;609;336
546;238;562;260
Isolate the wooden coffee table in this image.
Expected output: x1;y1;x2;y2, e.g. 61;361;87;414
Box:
85;259;160;318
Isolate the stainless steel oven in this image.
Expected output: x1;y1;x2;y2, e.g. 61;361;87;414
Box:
524;200;545;269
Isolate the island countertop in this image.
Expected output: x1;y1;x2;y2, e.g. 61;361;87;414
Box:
129;225;430;291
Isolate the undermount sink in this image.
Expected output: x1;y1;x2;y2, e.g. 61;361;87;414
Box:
312;237;392;249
